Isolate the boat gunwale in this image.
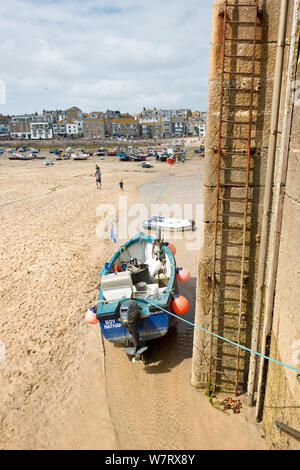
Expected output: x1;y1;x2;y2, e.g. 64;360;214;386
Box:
97;231;176;318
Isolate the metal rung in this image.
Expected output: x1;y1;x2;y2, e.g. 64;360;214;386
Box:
225;38;258;43
219;197;247;202
213;314;243;320
216;256;248;261
221;151;247;155
214;356;243;363
213;299;247;305
222;120;252;125
223;88;257;93
223;104;252;108
213;325;246;332
220;136;250;140
220;183;247;187
215;271;244;278
216;241;245;247
220;167;248;171
227;3;258;6
225;54;255;59
221;227;250;232
226;21;256;25
218;287;243;292
224;71;254;76
219;211;248;217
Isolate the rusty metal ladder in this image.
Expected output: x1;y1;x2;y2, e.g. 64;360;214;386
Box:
209;0;261;396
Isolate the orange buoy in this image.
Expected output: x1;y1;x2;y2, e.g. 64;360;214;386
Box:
167;157;175;165
176;267;191;282
113;264;123;273
85;308;98;325
171;295;189;315
165;242;176;255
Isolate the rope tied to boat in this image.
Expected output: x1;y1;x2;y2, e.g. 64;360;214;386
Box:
143;299;300;375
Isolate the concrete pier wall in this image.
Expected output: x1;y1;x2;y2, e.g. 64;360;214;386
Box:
191;0;300;449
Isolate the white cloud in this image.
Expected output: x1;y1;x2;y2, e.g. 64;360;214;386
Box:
0;0;213;114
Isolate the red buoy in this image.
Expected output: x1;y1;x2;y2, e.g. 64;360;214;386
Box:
167;157;175;165
176;267;191;282
171;295;189;315
85;308;98;325
165;242;176;255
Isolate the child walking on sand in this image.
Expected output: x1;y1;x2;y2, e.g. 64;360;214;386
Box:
119;180;124;191
94;165;102;189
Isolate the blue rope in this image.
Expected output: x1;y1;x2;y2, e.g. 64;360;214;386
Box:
145;299;300;375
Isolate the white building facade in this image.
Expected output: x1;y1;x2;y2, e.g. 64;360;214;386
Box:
30;122;53;140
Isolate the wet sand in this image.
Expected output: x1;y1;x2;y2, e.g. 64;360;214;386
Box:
0;151;266;449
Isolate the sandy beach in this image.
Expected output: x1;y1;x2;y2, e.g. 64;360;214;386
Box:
0;148;267;449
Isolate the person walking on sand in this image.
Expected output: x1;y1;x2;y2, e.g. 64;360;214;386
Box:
119;180;124;191
94;165;102;189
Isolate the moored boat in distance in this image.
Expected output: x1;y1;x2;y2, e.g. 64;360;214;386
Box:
18;152;33;160
107;149;117;156
72;152;90;160
95;147;106;156
140;161;152;168
56;154;70;160
8;153;21;160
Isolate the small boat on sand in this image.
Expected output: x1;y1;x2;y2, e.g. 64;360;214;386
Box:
72;153;89;160
19;153;33;160
89;231;189;358
142;216;196;232
140;161;152;168
95;148;106;156
56;154;70;160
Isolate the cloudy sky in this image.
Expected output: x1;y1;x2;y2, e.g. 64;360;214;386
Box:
0;0;213;115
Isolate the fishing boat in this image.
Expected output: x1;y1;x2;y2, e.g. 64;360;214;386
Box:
118;151;130;161
8;153;20;160
142;216;196;232
72;152;89;160
95;148;106;156
130;154;147;161
157;152;168;161
19;153;33;160
56;154;70;160
28;147;39;154
89;231;189;357
140;161;152;168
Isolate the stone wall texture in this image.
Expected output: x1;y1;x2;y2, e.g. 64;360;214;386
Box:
191;0;300;449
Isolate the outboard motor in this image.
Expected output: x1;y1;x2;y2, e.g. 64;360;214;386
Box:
119;300;148;356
